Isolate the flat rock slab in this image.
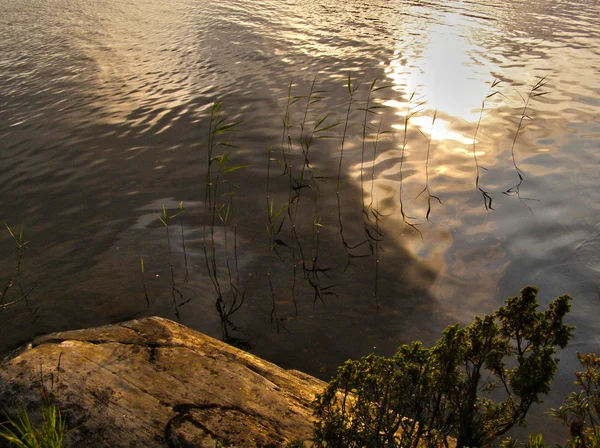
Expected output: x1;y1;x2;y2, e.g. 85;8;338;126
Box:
0;317;326;447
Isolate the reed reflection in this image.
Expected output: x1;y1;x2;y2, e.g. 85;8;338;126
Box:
344;8;527;318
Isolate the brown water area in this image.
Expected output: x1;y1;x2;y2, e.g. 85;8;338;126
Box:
1;0;599;442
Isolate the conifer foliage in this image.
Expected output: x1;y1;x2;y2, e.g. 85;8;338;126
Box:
313;286;575;448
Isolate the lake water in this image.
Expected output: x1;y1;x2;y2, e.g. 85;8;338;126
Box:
1;0;599;442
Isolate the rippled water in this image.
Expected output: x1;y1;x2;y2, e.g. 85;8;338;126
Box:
1;0;599;441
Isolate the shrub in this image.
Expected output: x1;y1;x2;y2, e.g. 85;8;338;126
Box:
313;286;574;448
551;352;600;448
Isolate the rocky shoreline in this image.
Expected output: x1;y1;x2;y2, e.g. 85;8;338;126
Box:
0;317;325;447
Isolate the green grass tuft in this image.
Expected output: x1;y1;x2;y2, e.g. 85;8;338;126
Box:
0;402;67;448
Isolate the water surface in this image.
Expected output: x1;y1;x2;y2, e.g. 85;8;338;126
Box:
1;0;599;441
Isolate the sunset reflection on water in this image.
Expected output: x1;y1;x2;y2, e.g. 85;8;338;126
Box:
1;0;598;441
347;6;570;322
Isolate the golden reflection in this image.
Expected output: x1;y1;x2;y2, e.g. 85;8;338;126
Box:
351;7;515;316
386;10;495;123
396;116;475;145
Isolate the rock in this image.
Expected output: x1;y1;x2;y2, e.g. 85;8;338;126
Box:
0;317;326;447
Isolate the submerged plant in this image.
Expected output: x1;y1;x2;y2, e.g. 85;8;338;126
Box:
413;110;442;221
157;204;187;319
504;76;548;212
336;73;370;265
265;77;344;329
129;74;555;351
472;78;503;211
1;224;37;311
398;90;425;233
357;79;392;305
202;102;249;341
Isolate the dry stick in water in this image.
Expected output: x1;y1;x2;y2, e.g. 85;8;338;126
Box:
504;77;548;213
0;283;37;310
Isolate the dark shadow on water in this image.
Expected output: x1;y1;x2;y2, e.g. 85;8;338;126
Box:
0;80;452;381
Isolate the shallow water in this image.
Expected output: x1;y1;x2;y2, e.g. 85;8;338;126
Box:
1;0;599;441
